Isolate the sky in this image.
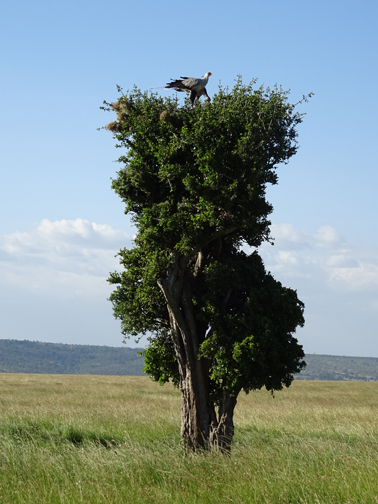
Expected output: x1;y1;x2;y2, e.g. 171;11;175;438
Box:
1;0;377;357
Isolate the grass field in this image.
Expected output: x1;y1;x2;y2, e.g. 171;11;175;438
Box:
0;374;377;503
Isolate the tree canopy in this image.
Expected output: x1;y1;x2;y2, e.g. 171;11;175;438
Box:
104;78;307;451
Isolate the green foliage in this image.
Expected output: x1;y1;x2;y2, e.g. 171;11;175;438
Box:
106;79;302;253
198;250;305;398
106;77;306;404
141;332;180;386
108;246;170;338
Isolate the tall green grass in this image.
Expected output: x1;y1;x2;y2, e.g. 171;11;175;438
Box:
0;374;377;503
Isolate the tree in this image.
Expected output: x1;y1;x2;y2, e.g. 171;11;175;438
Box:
104;78;307;452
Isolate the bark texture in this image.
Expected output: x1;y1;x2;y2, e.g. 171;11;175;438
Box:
158;251;237;452
210;392;237;453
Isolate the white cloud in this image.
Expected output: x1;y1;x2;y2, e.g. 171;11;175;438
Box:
323;255;359;268
313;225;345;247
276;250;298;265
1;219;377;354
0;218;131;297
372;299;378;311
1;218;129;254
329;263;378;290
269;223;311;250
254;223;378;356
259;223;378;292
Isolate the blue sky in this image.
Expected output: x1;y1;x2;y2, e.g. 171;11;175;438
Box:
1;0;377;356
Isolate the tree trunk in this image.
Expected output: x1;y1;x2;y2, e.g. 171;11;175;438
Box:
179;363;210;450
158;251;238;452
179;366;237;452
209;391;237;453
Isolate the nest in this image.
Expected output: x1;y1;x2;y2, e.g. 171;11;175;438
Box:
160;110;171;123
105;121;120;132
112;100;131;122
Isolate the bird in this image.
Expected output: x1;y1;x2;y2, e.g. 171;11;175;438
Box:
164;72;212;108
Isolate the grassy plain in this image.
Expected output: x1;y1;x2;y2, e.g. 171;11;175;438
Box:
0;374;377;503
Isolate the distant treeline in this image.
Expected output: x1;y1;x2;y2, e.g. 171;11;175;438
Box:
0;339;377;380
0;339;144;376
296;353;378;381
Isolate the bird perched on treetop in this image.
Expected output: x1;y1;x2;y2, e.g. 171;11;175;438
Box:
164;72;212;108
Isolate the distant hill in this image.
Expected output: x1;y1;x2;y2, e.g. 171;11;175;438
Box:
0;339;144;376
296;354;378;381
0;340;377;380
